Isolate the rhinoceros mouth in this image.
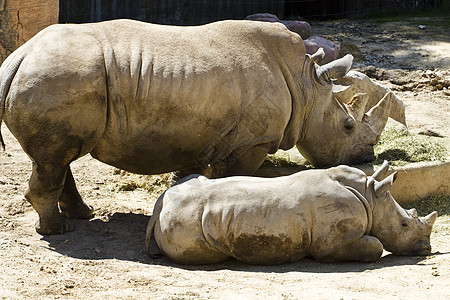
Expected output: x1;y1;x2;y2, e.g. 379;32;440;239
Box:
392;243;432;256
410;244;432;256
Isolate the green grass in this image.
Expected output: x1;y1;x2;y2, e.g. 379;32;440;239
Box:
373;128;448;166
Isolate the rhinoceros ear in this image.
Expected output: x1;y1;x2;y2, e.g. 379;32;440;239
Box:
316;54;353;85
372;160;389;181
374;171;397;198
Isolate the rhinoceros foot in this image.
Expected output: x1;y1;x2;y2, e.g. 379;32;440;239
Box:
59;202;94;219
57;168;94;219
35;215;75;235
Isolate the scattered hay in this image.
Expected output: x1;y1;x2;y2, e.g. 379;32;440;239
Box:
264;128;447;168
111;128;447;194
404;194;450;217
263;152;305;168
113;171;171;196
374;128;448;166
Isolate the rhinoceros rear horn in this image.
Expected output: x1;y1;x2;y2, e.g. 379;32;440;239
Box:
346;93;369;121
363;91;392;137
316;54;353;85
407;208;418;218
422;211;438;227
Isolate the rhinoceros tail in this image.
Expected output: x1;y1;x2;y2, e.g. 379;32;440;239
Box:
0;131;4;151
0;48;25;151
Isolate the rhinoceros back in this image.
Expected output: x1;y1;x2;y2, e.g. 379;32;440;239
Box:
86;19;305;174
149;168;373;264
1;19;306;176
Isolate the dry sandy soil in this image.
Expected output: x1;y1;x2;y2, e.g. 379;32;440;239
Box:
0;19;449;299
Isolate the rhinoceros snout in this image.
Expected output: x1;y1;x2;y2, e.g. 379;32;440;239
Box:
347;151;376;165
362;153;376;163
410;243;432;256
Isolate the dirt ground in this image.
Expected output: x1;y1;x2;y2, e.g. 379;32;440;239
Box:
1;19;449;299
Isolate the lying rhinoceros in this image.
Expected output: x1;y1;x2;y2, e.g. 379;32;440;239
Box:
0;19;404;234
146;161;437;264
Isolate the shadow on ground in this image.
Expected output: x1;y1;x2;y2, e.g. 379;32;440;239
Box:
42;211;439;274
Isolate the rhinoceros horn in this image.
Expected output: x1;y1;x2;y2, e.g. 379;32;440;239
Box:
363;91;392;137
372;160;390;181
422;211;438;227
311;47;326;64
346;93;369;121
407;208;418;218
316;54;353;85
332;71;407;127
374;171;397;198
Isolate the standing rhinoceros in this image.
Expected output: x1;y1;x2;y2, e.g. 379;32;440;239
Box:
146;161;437;264
0;19;404;234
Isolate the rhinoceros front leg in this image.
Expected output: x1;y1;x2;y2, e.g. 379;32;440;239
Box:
25;163;74;235
317;235;383;263
58;166;93;219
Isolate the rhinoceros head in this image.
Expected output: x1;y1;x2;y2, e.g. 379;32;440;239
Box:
295;49;394;167
369;162;438;256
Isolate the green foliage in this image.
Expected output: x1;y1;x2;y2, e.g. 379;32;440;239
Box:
373;128;448;166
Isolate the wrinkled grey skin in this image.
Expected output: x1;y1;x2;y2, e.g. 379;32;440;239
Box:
0;20;401;234
146;161;437;265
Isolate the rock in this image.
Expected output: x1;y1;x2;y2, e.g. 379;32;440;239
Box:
245;13;280;23
340;41;363;61
304;36;340;65
280;20;311;39
245;13;312;39
0;0;58;64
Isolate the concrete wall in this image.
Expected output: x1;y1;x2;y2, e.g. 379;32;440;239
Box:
0;0;59;64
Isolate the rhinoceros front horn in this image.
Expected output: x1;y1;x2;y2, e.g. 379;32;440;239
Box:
363;91;392;137
316;54;353;85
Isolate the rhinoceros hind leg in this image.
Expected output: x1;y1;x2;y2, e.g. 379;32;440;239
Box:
318;235;383;263
25;163;75;235
58;166;93;219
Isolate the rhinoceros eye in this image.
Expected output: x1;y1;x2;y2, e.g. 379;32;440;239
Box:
344;118;355;130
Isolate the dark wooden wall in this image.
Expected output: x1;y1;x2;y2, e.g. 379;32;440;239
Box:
59;0;285;25
285;0;441;20
59;0;442;24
